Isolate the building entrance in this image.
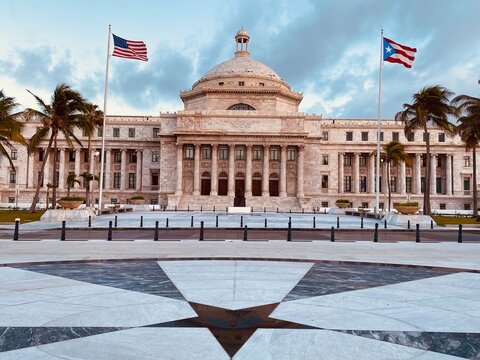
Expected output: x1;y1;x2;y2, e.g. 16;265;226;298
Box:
234;179;245;206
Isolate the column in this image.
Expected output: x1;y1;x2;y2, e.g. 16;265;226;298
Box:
262;144;270;196
415;154;422;194
58;149;65;189
227;144;235;196
369;154;375;193
74;149;80;188
105;149;111;190
338;153;344;193
399;160;406;194
27;153;34;188
430;153;437;195
193;144;200;195
297;145;305;198
353;153;360;193
43;154;50;188
175;145;183;195
210;144;218;196
279;145;287;197
136;150;142;191
446;154;452;195
382;161;388;194
245;145;252;197
121;149;127;191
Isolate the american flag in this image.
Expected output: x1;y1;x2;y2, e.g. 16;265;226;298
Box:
112;34;148;61
383;37;416;68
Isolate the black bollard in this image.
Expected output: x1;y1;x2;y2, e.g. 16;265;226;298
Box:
166;218;169;228
213;206;216;212
114;215;118;228
154;221;159;241
264;207;266;213
60;220;66;241
384;219;387;229
458;224;463;243
188;205;190;212
201;206;203;212
276;207;279;213
265;218;268;228
361;216;364;229
226;207;228;213
373;223;378;242
289;209;292;214
199;221;204;241
337;216;340;229
330;226;335;242
313;216;316;229
175;205;177;212
140;216;143;228
107;221;113;241
215;215;219;228
191;216;194;227
302;208;304;214
430;220;434;229
243;225;248;241
407;219;410;230
13;219;19;241
287;219;292;242
324;208;327;214
240;216;243;227
153;206;155;212
416;224;420;243
88;216;91;228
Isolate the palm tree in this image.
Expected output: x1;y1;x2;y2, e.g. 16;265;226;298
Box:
395;85;457;215
381;141;412;212
80;172;99;207
452;94;480;215
25;83;86;212
79;103;103;207
0;90;25;170
66;173;81;197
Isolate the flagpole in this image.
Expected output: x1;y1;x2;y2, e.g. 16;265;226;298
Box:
375;29;383;214
98;24;111;215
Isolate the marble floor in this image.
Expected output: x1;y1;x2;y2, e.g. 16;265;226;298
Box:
0;259;479;359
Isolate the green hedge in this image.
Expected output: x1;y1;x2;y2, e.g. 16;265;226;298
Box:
58;196;84;202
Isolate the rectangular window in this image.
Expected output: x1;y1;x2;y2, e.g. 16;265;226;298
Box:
270;147;279;160
359;155;367;167
360;176;367;192
38;171;43;187
287;148;296;161
321;154;329;165
322;131;329;141
56;149;60;162
362;202;369;208
344;155;352;166
390;177;397;193
128;128;135;138
321;201;329;208
344;176;352;192
406;177;412;193
321;175;328;188
421;154;427;167
437;156;442;168
407;132;415;142
464;177;471;191
11;149;17;160
253;147;262;160
236;146;245;160
113;128;120;137
153;127;160;138
377;132;384;142
113;151;121;163
68;150;75;162
259;82;265;86
464;203;471;211
439;203;446;210
346;132;353;141
464;156;471;167
8;197;15;203
379;176;382;193
82;128;88;137
111;198;118;204
202;146;211;160
128;173;136;189
38;149;44;161
361;132;368;141
423;132;428;142
218;82;224;86
184;146;194;160
152;151;159;162
392;132;399;142
438;133;445;142
97;128;103;137
421;177;426;193
129;151;137;163
379;202;384;210
151;172;159;186
113;173;121;189
436;177;442;194
9;170;16;184
219;147;228;160
238;81;245;86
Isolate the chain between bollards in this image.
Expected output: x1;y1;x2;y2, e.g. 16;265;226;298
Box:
13;219;19;241
107;221;113;241
373;223;378;242
458;224;463;243
415;223;420;243
330;226;335;242
60;220;66;241
199;221;204;241
243;225;248;241
154;221;159;241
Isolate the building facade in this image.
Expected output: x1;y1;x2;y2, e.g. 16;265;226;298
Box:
1;30;478;211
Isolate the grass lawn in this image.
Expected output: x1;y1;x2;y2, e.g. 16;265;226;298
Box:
432;215;480;226
0;210;45;224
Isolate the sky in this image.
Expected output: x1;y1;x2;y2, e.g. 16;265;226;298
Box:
1;0;479;119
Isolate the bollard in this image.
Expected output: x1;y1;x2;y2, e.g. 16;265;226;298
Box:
289;209;292;214
166;218;169;228
276;207;279;213
13;219;19;241
287;219;292;242
175;205;177;212
337;216;340;229
361;216;364;229
199;221;204;241
153;206;155;212
265;218;267;228
458;224;463;243
188;205;190;212
154;221;159;241
114;215;118;228
264;207;266;213
140;216;143;228
60;220;66;241
384;219;387;229
201;206;203;212
191;216;194;228
243;225;248;241
240;216;243;228
213;206;216;212
430;220;434;229
163;205;166;212
313;208;316;214
216;215;219;228
373;223;378;242
226;207;228;213
88;216;91;228
415;224;420;243
313;216;316;229
324;208;327;214
407;219;410;230
330;226;335;242
302;208;304;214
107;221;113;241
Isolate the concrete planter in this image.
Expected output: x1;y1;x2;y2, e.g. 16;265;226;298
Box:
57;200;83;210
131;199;145;205
394;204;420;215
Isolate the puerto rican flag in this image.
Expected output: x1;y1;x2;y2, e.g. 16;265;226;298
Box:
383;37;416;68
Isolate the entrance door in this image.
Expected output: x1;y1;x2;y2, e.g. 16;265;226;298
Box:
234;179;246;206
252;180;262;196
218;179;228;196
269;180;279;196
201;179;211;195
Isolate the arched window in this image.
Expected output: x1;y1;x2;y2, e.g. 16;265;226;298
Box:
227;103;255;110
235;172;245;178
218;172;228;179
269;173;279;179
252;172;262;179
201;172;211;178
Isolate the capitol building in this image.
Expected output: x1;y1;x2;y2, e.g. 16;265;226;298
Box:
1;30;478;211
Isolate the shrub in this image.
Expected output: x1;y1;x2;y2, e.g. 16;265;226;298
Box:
335;199;350;204
131;195;145;200
397;202;419;206
59;196;84;202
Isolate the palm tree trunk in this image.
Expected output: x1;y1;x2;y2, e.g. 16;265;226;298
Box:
424;124;431;215
473;145;478;216
387;161;391;212
29;133;55;212
51;133;58;208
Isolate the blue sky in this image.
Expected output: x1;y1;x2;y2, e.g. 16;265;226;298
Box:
1;0;479;118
